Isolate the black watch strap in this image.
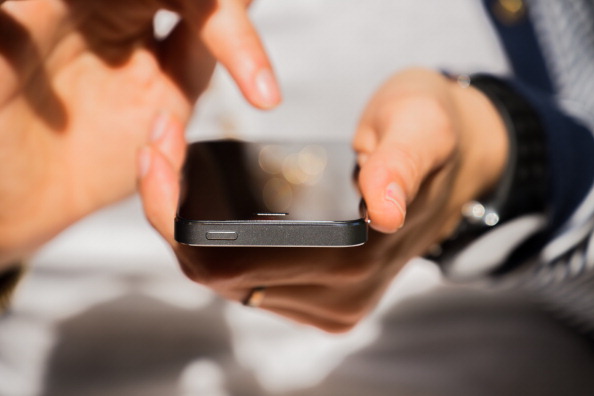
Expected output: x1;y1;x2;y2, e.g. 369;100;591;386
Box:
428;75;548;272
0;264;24;311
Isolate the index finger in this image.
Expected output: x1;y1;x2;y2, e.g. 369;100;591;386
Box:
198;0;281;109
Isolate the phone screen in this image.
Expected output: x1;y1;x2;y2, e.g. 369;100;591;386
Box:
175;140;367;247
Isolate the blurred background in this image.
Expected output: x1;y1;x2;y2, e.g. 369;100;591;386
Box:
0;1;510;395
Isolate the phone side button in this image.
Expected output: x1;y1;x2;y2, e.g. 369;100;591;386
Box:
206;231;239;241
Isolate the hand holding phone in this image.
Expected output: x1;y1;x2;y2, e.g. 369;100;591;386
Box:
137;123;407;333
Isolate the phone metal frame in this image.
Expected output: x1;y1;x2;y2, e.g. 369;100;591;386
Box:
174;140;368;247
175;217;368;247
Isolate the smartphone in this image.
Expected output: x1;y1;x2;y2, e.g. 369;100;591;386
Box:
174;139;368;247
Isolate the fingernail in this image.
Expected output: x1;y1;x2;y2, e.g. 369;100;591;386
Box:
385;182;406;226
138;147;152;178
255;69;281;109
151;112;171;142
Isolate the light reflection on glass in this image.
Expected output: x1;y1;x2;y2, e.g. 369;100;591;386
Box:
258;145;285;175
282;153;310;185
259;144;329;212
298;145;327;176
263;177;293;213
298;145;327;186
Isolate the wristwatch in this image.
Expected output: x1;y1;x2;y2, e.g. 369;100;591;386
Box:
427;74;548;275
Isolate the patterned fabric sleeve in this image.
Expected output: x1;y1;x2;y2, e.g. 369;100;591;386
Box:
452;0;594;334
528;0;594;335
442;1;594;281
510;80;594;296
438;77;594;280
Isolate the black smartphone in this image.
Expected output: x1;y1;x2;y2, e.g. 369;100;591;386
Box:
174;140;368;247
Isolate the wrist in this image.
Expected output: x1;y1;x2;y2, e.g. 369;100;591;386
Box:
450;76;509;202
429;75;548;275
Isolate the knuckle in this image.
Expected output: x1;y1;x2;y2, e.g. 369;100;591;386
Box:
197;263;245;288
323;310;366;333
318;321;358;334
352;127;378;154
303;310;362;334
127;50;161;86
178;260;199;282
177;250;247;288
321;249;384;285
329;261;378;286
408;97;452;132
337;301;369;324
377;94;454;139
318;299;372;332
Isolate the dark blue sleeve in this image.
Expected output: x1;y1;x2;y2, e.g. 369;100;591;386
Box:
481;0;594;233
508;81;594;232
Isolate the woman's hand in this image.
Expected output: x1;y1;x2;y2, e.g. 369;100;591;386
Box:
354;68;508;243
138;115;406;333
0;0;280;267
138;68;509;332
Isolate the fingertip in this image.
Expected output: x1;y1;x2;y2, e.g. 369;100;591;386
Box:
227;65;282;110
252;67;282;109
384;182;407;223
359;157;407;234
368;195;406;234
199;1;282;109
137;146;179;242
227;61;282;109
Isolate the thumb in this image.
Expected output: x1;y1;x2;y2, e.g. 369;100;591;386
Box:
138;146;180;244
138;113;187;243
358;107;457;233
358;145;412;234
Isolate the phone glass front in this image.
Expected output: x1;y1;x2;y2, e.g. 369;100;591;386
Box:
175;140;367;247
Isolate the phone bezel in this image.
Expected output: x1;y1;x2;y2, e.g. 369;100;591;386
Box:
175;217;368;247
174;140;368;247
